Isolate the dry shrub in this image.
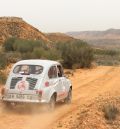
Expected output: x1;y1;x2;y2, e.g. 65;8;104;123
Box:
103;104;119;121
0;72;6;84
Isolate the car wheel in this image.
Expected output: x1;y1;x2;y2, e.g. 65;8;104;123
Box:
64;88;72;104
48;95;56;111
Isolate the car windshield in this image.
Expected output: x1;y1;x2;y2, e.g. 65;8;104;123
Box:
13;65;43;75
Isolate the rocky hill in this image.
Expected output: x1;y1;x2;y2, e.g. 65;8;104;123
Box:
67;29;120;49
67;29;120;40
46;32;75;42
0;17;49;44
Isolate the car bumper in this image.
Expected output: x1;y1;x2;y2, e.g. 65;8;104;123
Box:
1;95;49;104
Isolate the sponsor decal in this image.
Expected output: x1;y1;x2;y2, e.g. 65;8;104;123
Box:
17;81;29;91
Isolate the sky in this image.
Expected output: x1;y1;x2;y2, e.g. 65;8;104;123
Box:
0;0;120;32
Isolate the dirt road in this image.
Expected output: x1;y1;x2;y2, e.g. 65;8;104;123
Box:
0;66;120;129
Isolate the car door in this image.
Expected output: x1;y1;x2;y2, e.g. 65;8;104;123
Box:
57;65;67;100
48;65;58;87
48;65;63;101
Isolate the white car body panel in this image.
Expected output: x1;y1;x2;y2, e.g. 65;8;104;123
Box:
2;60;72;104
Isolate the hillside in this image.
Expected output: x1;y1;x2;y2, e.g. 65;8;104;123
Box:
46;32;75;42
0;17;49;44
67;29;120;40
67;29;120;49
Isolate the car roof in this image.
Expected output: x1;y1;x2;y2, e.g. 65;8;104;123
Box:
15;59;60;68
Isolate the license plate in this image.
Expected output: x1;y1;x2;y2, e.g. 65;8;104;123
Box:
16;94;25;99
6;94;15;99
6;94;38;100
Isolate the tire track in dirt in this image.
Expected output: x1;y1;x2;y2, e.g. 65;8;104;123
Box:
50;66;120;129
73;66;115;91
72;67;120;107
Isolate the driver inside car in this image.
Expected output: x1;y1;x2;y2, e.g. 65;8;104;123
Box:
21;65;30;74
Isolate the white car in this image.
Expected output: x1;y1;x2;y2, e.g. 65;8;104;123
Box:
1;60;72;109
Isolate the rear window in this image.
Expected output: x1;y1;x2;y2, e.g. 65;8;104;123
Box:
13;65;43;75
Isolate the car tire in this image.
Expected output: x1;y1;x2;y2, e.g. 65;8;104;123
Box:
64;88;72;104
48;95;56;111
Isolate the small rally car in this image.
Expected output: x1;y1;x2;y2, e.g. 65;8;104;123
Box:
1;60;72;109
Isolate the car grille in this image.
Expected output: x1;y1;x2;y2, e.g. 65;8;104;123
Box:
26;77;37;90
10;77;22;89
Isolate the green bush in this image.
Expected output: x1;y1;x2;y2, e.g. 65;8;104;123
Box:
94;48;120;66
56;40;94;68
3;38;94;69
3;37;61;61
4;38;48;53
14;40;33;53
4;37;16;51
32;47;46;59
43;49;61;60
94;49;119;56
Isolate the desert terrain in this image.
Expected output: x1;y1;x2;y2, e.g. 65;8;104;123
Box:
0;66;120;129
67;29;120;49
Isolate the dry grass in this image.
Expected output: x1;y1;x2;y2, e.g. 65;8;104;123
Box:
103;104;119;121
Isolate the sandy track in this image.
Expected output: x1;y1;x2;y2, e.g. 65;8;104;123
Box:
0;66;119;129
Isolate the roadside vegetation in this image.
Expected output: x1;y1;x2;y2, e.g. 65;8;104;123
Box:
3;37;120;67
103;103;119;121
2;37;94;68
0;71;6;84
56;40;94;68
94;48;120;66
